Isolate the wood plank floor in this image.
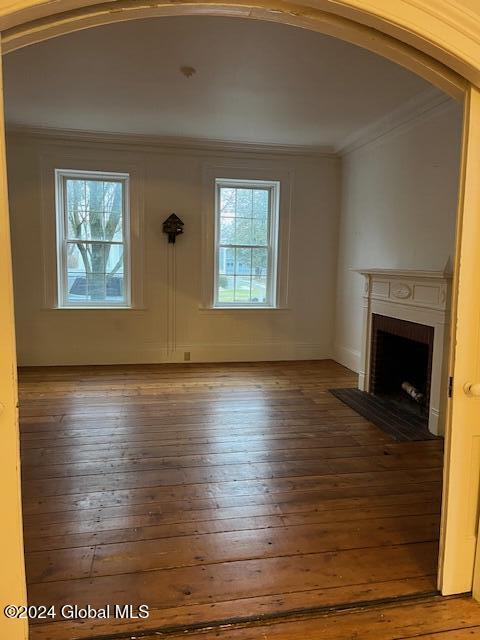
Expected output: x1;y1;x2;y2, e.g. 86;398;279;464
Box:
18;360;447;639
137;595;480;639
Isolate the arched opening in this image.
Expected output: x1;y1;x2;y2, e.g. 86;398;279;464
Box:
0;1;466;100
0;1;480;640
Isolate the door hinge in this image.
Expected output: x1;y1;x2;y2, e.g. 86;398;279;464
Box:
448;376;454;398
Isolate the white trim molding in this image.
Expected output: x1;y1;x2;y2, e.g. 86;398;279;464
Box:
54;168;132;309
7;125;336;158
333;343;361;373
166;341;330;363
7;89;460;165
201;161;292;312
357;268;452;436
16;340;330;366
39;147;145;310
337;87;457;155
213;178;280;309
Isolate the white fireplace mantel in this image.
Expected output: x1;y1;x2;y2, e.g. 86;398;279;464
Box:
356;268;452;436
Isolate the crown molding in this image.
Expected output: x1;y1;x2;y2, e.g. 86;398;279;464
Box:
5;125;338;159
6;88;457;158
6;89;456;160
336;87;458;156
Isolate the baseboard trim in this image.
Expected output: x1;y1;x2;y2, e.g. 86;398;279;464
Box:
169;343;330;363
333;343;361;373
17;342;331;366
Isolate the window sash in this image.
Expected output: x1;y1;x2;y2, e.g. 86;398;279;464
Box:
55;169;131;308
214;179;279;308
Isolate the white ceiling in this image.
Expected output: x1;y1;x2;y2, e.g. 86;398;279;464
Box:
3;16;439;148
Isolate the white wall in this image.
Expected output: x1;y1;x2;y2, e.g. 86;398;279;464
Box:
334;101;463;372
7;100;463;369
6;133;340;366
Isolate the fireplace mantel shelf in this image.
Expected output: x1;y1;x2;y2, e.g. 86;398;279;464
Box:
354;268;452;280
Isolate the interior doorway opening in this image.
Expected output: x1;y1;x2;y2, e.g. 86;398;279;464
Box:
1;12;465;640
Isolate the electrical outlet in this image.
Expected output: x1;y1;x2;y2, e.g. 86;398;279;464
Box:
184;351;191;361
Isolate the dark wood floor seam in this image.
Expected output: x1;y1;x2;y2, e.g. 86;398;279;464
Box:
33;591;448;640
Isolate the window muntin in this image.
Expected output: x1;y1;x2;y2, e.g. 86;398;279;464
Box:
215;179;279;307
55;170;130;307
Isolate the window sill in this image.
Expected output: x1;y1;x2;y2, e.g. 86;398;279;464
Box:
198;305;290;313
48;305;146;311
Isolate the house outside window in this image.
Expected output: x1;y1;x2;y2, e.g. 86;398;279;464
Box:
214;178;280;307
55;169;131;308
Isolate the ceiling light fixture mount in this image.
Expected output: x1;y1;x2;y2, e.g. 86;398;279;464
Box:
180;65;196;78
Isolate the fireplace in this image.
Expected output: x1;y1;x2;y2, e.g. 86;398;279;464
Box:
370;314;434;424
357;269;451;436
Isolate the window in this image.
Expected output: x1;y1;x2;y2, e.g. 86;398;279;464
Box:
214;179;280;307
55;169;130;307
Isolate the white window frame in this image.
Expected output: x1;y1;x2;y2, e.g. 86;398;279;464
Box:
55;168;131;308
214;178;280;309
200;162;291;313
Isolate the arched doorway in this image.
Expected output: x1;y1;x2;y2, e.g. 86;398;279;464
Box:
1;3;480;639
0;1;467;100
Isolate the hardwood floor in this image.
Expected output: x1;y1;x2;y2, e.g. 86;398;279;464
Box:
136;595;480;639
19;360;448;639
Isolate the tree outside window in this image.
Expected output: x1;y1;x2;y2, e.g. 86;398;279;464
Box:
56;171;130;307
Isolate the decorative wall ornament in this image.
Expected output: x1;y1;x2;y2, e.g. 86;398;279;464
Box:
392;283;412;299
163;213;184;244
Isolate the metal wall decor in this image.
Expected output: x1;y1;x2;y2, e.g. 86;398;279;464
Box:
163;213;184;244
